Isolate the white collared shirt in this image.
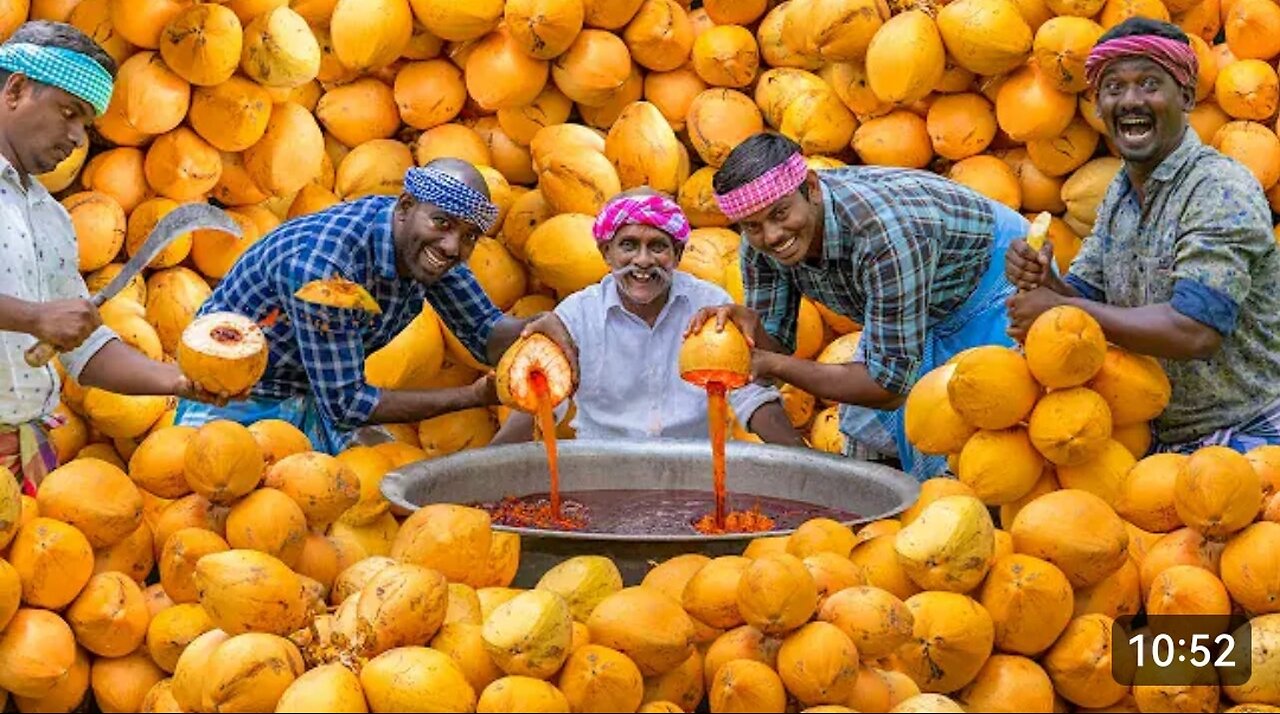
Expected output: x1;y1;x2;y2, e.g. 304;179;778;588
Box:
554;271;780;440
0;155;116;424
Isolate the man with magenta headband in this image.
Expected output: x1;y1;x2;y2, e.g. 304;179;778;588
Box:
0;21;230;495
1007;17;1280;454
174;158;575;455
491;188;803;446
687;132;1031;479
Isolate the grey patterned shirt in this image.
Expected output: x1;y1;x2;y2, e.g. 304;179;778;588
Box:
1065;129;1280;445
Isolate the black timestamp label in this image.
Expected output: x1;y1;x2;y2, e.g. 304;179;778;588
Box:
1111;614;1254;687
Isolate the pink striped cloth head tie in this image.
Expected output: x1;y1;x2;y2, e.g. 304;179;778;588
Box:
1084;35;1199;90
592;193;692;243
713;152;809;222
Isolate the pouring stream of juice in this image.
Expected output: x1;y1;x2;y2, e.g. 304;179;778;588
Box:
707;381;728;529
530;370;561;517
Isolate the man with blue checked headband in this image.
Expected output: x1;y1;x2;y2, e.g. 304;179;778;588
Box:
174;158;577;454
0;21;227;496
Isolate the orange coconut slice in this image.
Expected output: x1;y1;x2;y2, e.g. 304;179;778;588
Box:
177;312;269;397
680;320;751;389
294;277;382;314
496;333;574;413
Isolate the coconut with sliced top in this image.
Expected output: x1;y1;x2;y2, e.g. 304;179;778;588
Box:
177;312;269;397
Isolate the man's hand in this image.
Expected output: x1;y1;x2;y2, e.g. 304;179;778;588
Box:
174;376;242;408
32;299;101;351
750;348;782;383
470;372;499;407
685;304;762;348
1006;287;1066;342
1005;238;1055;292
520;312;580;392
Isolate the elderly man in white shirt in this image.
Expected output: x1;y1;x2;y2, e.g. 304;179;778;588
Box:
492;188;802;446
0;21;219;495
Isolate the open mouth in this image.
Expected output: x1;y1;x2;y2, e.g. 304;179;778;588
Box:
626;269;660;286
772;235;799;258
1116;115;1155;143
420;246;450;273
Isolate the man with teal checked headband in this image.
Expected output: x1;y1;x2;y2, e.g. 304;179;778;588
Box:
0;22;224;496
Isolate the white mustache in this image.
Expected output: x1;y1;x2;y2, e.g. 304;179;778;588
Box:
612;264;673;303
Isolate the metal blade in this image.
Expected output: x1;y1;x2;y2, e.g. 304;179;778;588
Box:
91;203;243;306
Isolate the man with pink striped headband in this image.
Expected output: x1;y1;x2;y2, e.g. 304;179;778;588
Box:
490;187;803;448
692;131;1035;480
1007;18;1280;457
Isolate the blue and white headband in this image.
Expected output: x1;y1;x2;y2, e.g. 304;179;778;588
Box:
403;166;500;235
0;42;114;116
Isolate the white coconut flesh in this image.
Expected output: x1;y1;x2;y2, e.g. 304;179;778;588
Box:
182;312;267;359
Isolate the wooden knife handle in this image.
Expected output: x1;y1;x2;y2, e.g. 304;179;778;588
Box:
24;341;58;368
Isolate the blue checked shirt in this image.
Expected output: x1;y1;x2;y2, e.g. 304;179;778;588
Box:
196;196;504;431
742;167;997;395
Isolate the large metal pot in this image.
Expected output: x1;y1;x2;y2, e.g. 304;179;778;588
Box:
381;439;920;586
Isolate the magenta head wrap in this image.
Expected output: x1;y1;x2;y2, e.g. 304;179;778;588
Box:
592;193;692;244
1084;35;1199;90
713;151;809;222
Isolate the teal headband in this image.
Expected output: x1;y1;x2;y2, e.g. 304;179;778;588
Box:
0;42;113;116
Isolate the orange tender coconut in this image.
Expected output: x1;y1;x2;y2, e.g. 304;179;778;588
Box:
495;333;574;414
679;320;752;389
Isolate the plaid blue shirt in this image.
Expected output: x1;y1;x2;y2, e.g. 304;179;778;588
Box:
197;196;504;431
742;167;997;394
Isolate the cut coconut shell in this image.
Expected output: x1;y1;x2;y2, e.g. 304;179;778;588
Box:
495;333;574;413
293;276;383;314
177;311;269;397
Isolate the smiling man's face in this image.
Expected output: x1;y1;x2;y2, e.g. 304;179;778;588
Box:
393;198;481;284
1096;55;1194;168
736;175;822;266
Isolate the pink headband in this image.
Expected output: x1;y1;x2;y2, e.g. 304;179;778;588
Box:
713;152;809;222
592;193;691;244
1084;35;1198;90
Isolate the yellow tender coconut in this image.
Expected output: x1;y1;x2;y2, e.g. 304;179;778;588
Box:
1027;387;1113;466
1023;305;1107;388
947;346;1040;430
904;364;977;455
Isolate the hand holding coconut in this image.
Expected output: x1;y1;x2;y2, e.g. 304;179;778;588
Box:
171;375;242;408
515;311;581;394
495;329;575;414
684;304;792;385
469;372;499;409
679;319;753;391
683;304;808;389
